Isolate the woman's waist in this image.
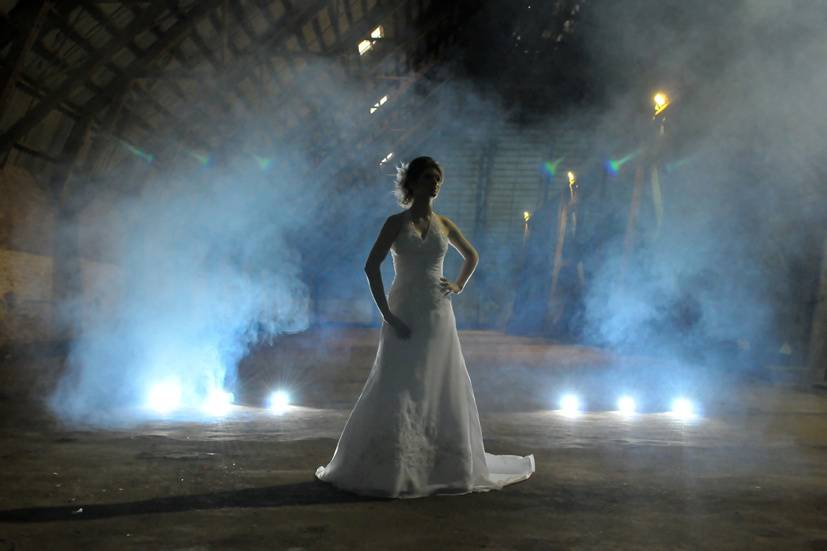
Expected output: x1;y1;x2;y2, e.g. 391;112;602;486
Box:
390;270;444;286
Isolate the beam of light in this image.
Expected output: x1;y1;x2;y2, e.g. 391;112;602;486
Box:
651;166;663;234
541;157;564;178
617;396;637;415
670;398;697;420
379;151;394;166
523;211;531;222
664;157;693;173
118;139;154;163
188;151;210;166
268;390;291;415
605;150;639;176
253;154;273;171
201;388;234;417
147;380;182;414
559;394;582;417
653;91;670;116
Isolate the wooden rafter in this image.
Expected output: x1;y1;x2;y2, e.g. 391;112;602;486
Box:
37;7;209;152
0;0;169;155
70;0;147;61
213;0;397;147
0;0;52;126
70;1;227;133
128;0;330;151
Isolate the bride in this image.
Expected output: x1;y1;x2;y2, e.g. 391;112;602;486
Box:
315;156;535;498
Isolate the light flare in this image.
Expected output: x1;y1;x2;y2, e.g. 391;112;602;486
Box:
189;151;210;166
147;380;182;414
202;389;234;416
559;394;582;417
606;150;639;175
617;396;637;415
670;398;696;420
119;139;154;163
542;157;564;177
253;154;273;171
269;390;291;415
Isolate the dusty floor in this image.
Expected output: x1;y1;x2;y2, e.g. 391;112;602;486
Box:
1;329;826;550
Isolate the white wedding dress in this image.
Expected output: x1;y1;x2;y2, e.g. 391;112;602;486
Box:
315;211;535;498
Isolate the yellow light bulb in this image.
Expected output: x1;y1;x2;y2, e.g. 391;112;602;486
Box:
653;92;670;115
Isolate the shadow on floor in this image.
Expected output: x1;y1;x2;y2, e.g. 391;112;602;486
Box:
0;480;379;523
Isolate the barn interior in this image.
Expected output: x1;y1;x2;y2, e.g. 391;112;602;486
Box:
1;0;826;549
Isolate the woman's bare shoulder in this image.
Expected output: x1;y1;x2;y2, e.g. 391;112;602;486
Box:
385;211;407;226
436;213;459;231
377;211;406;234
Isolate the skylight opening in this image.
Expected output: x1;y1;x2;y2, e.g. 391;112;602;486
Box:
357;25;384;55
370;95;389;114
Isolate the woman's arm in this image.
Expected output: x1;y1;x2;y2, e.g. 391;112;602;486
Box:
364;214;411;338
439;215;479;294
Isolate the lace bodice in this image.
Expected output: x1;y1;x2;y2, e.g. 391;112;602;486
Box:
390;211;449;293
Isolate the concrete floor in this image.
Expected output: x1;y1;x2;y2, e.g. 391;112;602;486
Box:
1;329;826;550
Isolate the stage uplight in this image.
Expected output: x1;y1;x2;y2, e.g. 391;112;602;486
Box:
202;389;234;417
617;396;637;415
653;91;670;116
559;394;581;416
269;390;291;414
670;398;696;420
148;380;182;414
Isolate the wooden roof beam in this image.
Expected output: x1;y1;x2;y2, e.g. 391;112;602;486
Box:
9;65;177;166
87;1;231;132
0;0;169;155
0;0;52;128
149;0;329;148
72;0;148;61
205;10;256;113
156;0;251;116
73;0;213;117
36;9;211;153
225;1;286;113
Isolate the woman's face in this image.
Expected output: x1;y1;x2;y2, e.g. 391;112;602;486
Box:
412;166;443;199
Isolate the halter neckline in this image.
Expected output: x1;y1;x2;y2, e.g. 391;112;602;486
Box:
409;210;432;241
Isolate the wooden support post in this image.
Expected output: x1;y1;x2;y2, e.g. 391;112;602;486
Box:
82;87;130;178
472;137;496;326
0;0;52;163
618;162;644;288
650;165;663;237
549;200;570;302
51;118;94;338
222;0;229;68
809;235;827;384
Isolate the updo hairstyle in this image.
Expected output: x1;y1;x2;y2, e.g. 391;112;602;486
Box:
393;156;443;207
